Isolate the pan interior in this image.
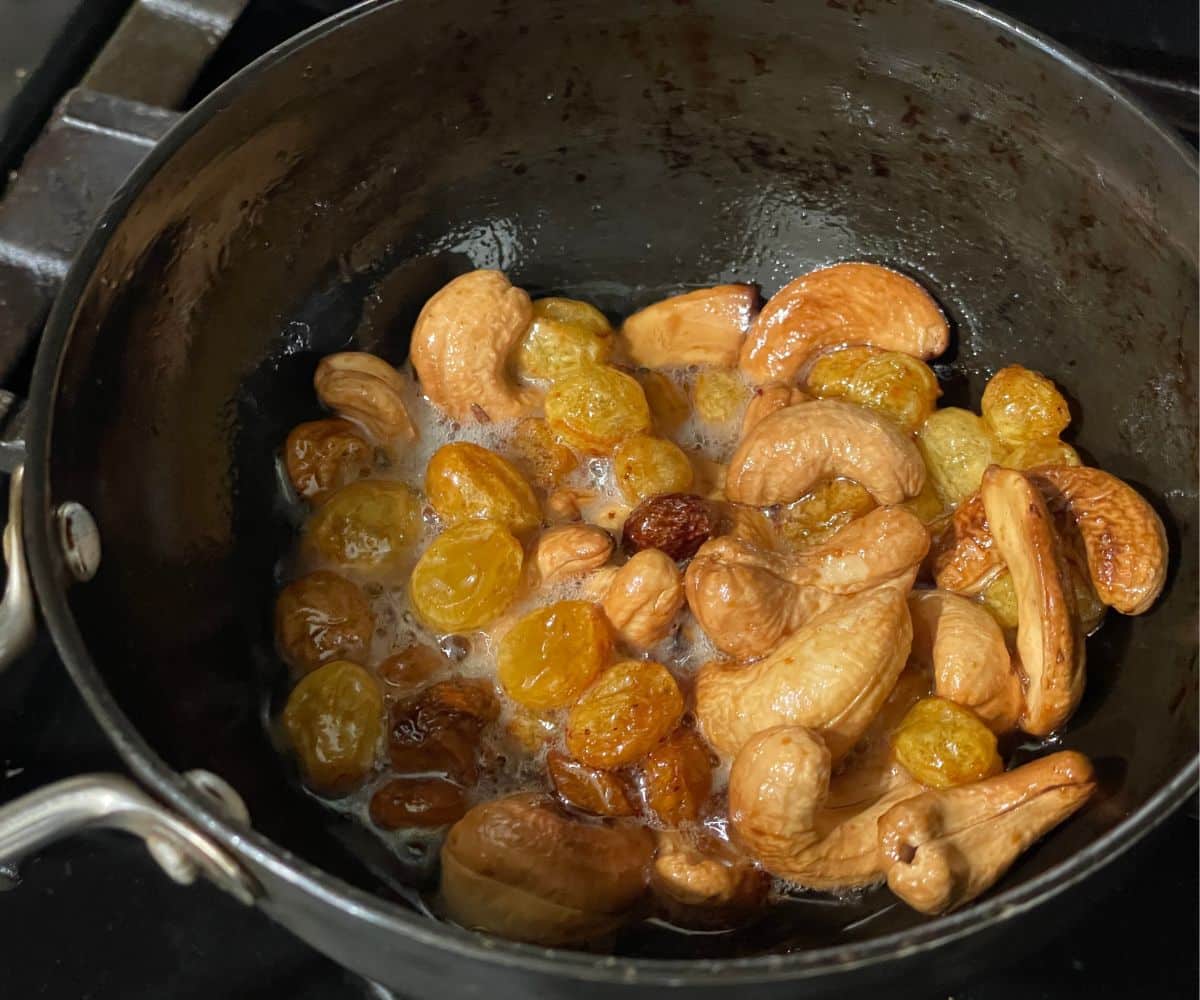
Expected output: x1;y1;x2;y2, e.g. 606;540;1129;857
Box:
43;0;1197;960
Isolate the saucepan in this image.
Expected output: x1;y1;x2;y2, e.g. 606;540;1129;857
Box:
0;0;1195;995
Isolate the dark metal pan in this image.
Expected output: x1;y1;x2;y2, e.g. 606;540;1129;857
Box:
0;1;1194;995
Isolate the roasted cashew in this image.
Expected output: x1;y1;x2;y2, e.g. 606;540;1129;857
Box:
686;507;926;660
650;830;767;928
440;792;653;945
532;524;614;585
741;383;811;435
621;284;759;368
738;262;949;385
409;269;537;421
879;751;1095;914
981;467;1084;736
729;726;920;890
696;585;912;760
726;400;925;506
601;549;685;650
314;352;416;443
1028;466;1167;615
931;491;1004;595
717;502;780;550
908;590;1022;734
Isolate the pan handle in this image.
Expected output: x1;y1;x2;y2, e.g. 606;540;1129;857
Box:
0;465;35;670
0;771;261;905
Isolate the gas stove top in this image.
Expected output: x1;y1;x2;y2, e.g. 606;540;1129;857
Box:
0;2;1195;997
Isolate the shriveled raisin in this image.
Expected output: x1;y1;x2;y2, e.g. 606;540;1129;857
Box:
547;751;636;817
622;493;718;561
639;728;714;825
285;418;372;503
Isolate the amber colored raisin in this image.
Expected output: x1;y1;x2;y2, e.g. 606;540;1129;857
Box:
303;479;421;577
506;709;558;753
547;751;636;817
514;297;613;383
285;418;373;503
638;370;691;436
805;346;939;433
510;418;578;491
692;369;748;425
545;366;651;453
565;660;684;768
425;441;540;532
980;569;1019;629
283;660;383;797
901;475;948;526
773;479;876;550
892;696;1003;789
388;679;499;784
917;408;998;508
981;365;1071;445
409;520;524;632
1001;437;1082;471
275;571;374;675
612;433;694;503
639;728;714;825
497;600;612;710
369;776;467;830
377;644;450;700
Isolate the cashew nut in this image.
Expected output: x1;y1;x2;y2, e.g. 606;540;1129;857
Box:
726;400;925;506
931;491;1004;595
409;270;537;421
650;830;767;928
1028;466;1167;615
601;549;685;650
686;508;926;661
621;284;759;368
440;792;653;945
908;590;1022;734
717;502;780;550
741;383;811;435
981;466;1084;736
879;751;1095;914
314;352;416;443
729;726;920;889
532;524;614;586
738;262;949;385
696;585;912;760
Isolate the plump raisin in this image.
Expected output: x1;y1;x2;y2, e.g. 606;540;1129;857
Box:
283;660;383;797
497;600;612;710
892;696;1003;789
805;346;939;433
1001;437;1082;471
565;660;684;768
691;369;748;425
638;370;691;436
409;520;524;632
303;479;421;577
285;418;373;503
638;728;714;825
513;297;613;381
980;569;1019;629
612;434;694;503
275;571;373;675
545;365;651;453
369;776;467;829
425;441;540;532
981;365;1070;445
917;408;998;508
547;751;636;817
377;643;450;700
510;418;578;491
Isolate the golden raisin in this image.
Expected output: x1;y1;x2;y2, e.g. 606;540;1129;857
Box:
981;364;1071;445
377;643;450;700
692;369;748;425
638;370;691;436
1001;437;1082;471
773;479;876;550
980;569;1019;629
545;365;651;453
497;600;612;710
565;660;684;768
611;434;694;503
409;520;524;632
639;728;714;825
369;776;467;830
510;418;577;491
917;408;998;508
506;709;557;753
891;696;1003;789
285;418;372;503
303;479;421;577
1071;564;1106;635
275;571;373;675
804;346;939;433
283;660;382;797
425;442;540;532
547;751;636;817
902;475;948;526
513;297;613;382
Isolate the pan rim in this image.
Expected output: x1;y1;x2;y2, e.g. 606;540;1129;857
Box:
24;0;1200;984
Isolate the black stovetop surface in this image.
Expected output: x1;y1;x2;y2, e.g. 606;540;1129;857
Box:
0;2;1196;997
